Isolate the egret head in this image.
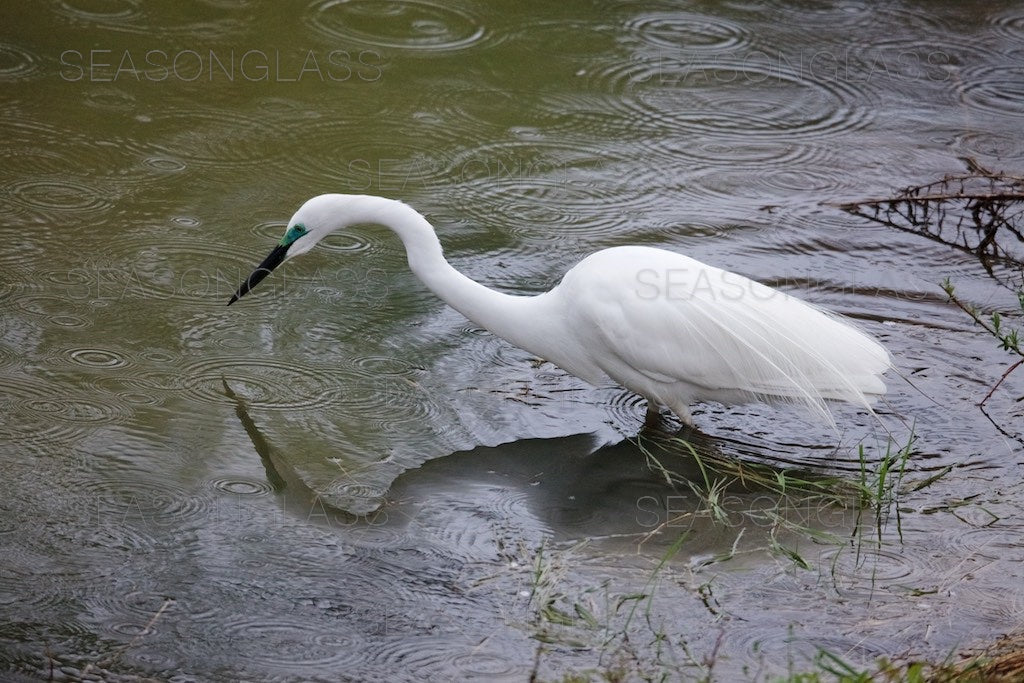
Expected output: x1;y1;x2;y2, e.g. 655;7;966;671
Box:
228;195;347;305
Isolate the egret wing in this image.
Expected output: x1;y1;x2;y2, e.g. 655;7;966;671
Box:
559;247;890;422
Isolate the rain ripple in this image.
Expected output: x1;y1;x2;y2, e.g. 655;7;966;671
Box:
55;0;141;23
321;366;438;431
182;356;348;412
409;86;534;147
23;396;124;425
65;347;130;369
915;523;1024;629
992;7;1024;44
625;11;752;52
3;178;112;215
103;235;264;305
370;637;527;681
721;573;889;667
956;62;1024;118
209;477;275;497
79;478;212;527
0;375;130;454
571;37;877;151
634;58;872;141
306;0;491;52
210;616;369;674
445;140;648;243
820;545;919;598
92;371;182;407
0;42;41;80
0;108;167;205
55;0;245;39
286;128;455;194
6;292;80;330
143;108;293;169
0;551;87;614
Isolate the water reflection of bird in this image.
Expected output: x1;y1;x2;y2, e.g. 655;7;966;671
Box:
230;194;891;428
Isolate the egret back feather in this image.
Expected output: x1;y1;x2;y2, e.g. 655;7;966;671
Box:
555;246;890;427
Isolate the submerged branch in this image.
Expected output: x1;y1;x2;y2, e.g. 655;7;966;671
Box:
833;159;1024;291
980;358;1024;407
832;191;1024;209
941;280;1024;406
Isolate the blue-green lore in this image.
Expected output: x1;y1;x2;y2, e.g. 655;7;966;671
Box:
280;223;307;246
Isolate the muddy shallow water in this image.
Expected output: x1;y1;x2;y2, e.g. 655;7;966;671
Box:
1;1;1023;680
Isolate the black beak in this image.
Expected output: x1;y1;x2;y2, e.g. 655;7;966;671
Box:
228;243;289;305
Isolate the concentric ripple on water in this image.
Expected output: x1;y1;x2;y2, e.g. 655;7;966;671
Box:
212;617;368;673
0;375;130;455
77;477;212;530
991;6;1024;44
630;57;873;141
306;0;490;52
65;347;130;369
2;2;1024;681
957;63;1024;117
143;108;293;169
182;356;348;411
4;178;112;215
0;42;41;80
209;477;276;497
55;0;141;23
102;235;267;305
445;139;649;243
625;11;752;52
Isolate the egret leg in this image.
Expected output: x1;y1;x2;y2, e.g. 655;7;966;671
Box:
669;403;695;429
643;402;662;428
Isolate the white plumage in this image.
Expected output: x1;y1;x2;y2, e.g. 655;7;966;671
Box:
230;194;891;428
553;247;889;427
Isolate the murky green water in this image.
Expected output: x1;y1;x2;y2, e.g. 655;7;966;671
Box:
2;1;1023;680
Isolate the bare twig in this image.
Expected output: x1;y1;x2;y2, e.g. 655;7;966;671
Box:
980;358;1024;407
832;191;1024;209
831;161;1024;292
83;598;175;675
942;279;1024;405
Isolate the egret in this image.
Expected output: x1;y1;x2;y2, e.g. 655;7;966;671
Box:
229;194;891;428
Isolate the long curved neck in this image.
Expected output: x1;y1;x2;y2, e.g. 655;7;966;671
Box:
342;196;546;348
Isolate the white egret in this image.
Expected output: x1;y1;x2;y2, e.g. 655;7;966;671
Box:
229;194;891;428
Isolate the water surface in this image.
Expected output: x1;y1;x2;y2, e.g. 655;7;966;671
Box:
1;0;1023;679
